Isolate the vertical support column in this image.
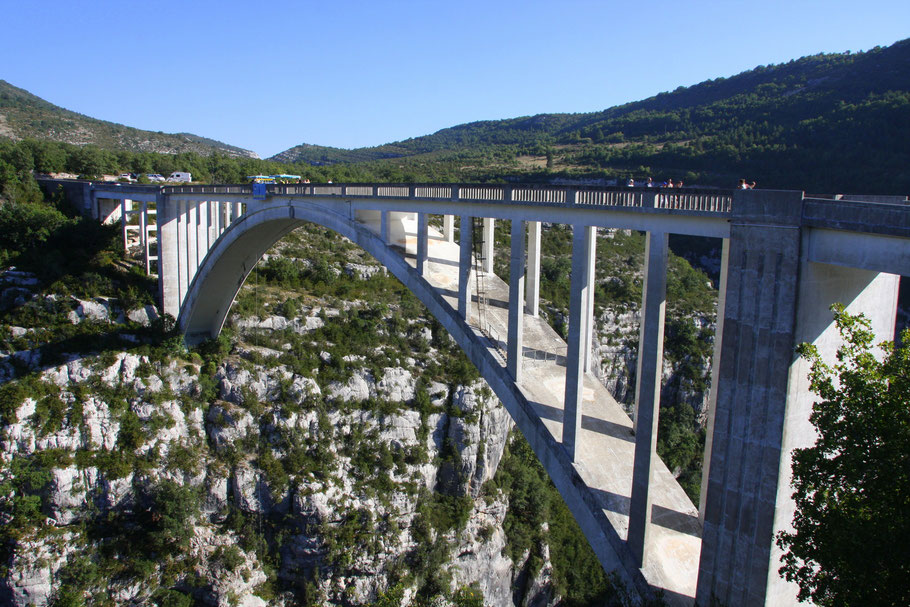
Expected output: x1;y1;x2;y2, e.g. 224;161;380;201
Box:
482;217;495;274
697;190;807;607
458;215;473;321
627;230;669;568
380;210;391;244
584;227;597;372
525;220;541;316
207;201;217;247
139;202;149;274
186;200;198;288
562;224;595;461
233;201;243;222
699;237;730;523
122;199;134;252
158;193;181;318
416;212;429;276
221;201;230;233
176;199;189;306
196;201;208;269
215;201;222;239
507;220;527;382
443;214;455;243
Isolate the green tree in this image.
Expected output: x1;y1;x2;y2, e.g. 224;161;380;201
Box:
777;305;910;606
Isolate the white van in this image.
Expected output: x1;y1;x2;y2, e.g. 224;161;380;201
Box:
166;172;192;183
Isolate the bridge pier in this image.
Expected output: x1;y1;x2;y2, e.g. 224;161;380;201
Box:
443;214;455;242
458;214;473;320
120;199;132;251
187;200;199;290
481;218;495;274
507;220;527;382
563;224;596;461
696;190;901;606
417;212;428;276
699;238;730;523
526;220;541;317
380;210;391;244
629;230;669;567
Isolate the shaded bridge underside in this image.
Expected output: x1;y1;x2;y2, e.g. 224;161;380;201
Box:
180;201;693;602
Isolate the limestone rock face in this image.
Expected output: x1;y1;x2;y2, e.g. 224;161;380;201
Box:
0;533;70;607
592;306;713;418
126;304;160;326
0;279;526;607
450;498;513;606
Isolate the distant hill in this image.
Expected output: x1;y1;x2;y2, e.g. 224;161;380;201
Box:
0;80;259;159
272;38;910;193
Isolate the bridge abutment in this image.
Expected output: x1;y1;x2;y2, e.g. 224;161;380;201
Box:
696;190;901;606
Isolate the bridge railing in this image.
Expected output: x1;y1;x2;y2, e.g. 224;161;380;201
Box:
160;182;736;214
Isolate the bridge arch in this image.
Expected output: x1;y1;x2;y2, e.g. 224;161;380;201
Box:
178;200;647;596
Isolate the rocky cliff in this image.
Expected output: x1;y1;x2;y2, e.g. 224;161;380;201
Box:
0;222;581;606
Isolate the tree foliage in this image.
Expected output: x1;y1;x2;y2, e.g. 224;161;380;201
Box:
777;305;910;606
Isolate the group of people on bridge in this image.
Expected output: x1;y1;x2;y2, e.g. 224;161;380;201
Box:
626;177;684;188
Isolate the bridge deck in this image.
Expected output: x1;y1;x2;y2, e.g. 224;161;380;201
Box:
395;224;701;604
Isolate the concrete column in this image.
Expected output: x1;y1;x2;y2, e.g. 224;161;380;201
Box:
698;189;833;607
443;214;455;242
196;201;208;269
627;230;668;568
699;237;730;523
584;227;597;372
158;194;181;317
186;201;198;287
507;220;527;382
458;215;473;320
121;199;132;252
221;201;230;233
525;221;541;316
417;212;429;276
380;210;391;244
233;202;243;222
208;201;218;247
562;224;595;461
139;202;149;273
482;217;495;274
176;199;189;306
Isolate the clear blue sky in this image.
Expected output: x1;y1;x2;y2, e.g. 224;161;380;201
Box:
2;0;908;158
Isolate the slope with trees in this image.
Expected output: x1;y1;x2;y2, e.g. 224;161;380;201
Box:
0;80;258;159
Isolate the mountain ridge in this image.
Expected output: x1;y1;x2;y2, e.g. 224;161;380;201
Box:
0;79;260;159
269;38;910;192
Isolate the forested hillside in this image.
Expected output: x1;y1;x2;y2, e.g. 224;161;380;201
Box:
274;39;910;194
0;80;258;159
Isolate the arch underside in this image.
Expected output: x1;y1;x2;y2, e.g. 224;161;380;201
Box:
180;201;692;603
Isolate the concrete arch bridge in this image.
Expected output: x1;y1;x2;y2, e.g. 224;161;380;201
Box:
45;179;910;606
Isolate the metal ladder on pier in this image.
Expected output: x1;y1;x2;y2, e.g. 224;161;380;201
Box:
471;218;505;358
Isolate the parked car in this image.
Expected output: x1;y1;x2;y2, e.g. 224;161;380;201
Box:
146;174;166;183
118;173;136;182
